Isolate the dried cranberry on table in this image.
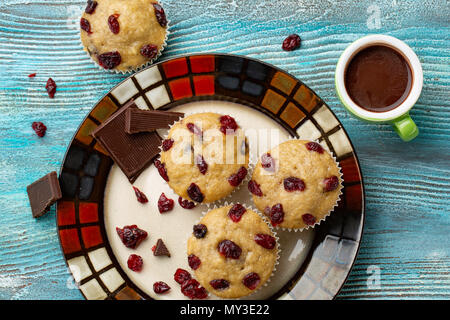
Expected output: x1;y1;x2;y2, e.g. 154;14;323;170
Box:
133;186;148;203
32;122;47;137
181;279;207;300
178;196;196;209
45;78;57;98
127;254;143;272
282;34;301;51
28;73;36;78
174;268;192;284
116;225;148;249
158;192;174;213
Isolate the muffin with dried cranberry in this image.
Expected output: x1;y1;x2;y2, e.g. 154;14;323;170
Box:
187;204;278;299
80;0;168;72
159;113;249;204
249;140;342;230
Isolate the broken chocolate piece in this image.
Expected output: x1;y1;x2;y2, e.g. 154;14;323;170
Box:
153;238;170;257
92;100;161;183
125;109;184;134
27;171;62;218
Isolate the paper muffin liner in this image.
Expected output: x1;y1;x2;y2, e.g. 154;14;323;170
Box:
158;110;252;208
183;202;280;300
79;2;170;75
250;137;344;232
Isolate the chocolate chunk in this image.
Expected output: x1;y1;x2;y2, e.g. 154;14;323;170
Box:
92;100;161;183
27;171;62;218
153;239;170;257
125;109;184;134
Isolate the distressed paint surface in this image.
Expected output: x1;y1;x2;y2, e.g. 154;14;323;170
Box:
0;0;449;299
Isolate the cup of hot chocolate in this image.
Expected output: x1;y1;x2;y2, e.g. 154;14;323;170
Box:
335;34;423;142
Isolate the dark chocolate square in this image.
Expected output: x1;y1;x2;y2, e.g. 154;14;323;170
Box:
27;171;62;218
92;100;162;183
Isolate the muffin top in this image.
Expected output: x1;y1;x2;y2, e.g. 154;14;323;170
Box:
187;204;278;299
160;113;249;204
249;140;342;229
80;0;168;72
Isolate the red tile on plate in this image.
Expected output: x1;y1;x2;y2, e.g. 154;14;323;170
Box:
340;156;361;184
59;228;81;254
190;56;215;73
345;184;363;213
57;201;76;226
162;58;188;78
79;202;99;224
193;75;215;96
169;78;193;100
81;225;103;248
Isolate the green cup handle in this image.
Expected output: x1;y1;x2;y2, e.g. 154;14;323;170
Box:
391;113;419;142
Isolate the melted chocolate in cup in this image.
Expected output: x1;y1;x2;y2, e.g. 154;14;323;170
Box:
344;45;413;113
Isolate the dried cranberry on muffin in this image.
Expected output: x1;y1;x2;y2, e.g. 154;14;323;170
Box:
187;205;278;298
249;140;342;230
160;113;249;204
80;0;168;72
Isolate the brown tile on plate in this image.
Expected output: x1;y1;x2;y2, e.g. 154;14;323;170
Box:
92;100;162;183
293;85;320;113
90;96;119;123
280;102;306;128
271;72;296;95
261;89;286;114
125;109;184;134
27;171;62;218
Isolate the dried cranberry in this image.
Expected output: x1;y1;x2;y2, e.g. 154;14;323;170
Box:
158;192;174;213
133;186;148;203
254;234;276;249
305;141;324;154
116;225;148;249
154;159;169;181
228;204;246;223
97;51;121;70
283;177;306;192
210;279;230;290
282;34;301;51
80;18;92;34
186;123;202;137
153;281;171;294
178;197;196;209
174;268;191;284
219;115;238;135
242;272;260;290
45;78;57;98
302;213;316;226
269;203;284;227
152;3;167;27
187;183;204;203
195;155;208;175
193;224;207;238
323;176;339;192
140;44;158;59
218;240;242;259
261;153;275;172
28;73;36;78
181;279;207;299
228;167;247;186
85;0;98;14
248;180;263;197
108;14;120;34
127;254;143;272
32;122;47;137
162;138;174;151
188;254;201;270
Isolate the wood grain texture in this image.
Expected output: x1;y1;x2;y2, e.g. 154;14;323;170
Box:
0;0;449;299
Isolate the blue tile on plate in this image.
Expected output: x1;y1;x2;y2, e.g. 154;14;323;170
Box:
246;60;270;81
83;154;101;177
79;176;94;200
242;80;264;97
59;172;79;198
65;146;86;170
217;76;240;90
218;56;243;74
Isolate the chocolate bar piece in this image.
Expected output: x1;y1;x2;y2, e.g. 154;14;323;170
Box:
153;239;170;257
125;109;184;134
92;100;162;183
27;171;62;218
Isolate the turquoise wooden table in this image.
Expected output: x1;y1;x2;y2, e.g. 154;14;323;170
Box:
0;0;449;299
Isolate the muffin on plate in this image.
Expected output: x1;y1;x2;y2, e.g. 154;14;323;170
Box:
159;113;249;204
187;204;278;298
80;0;168;72
248;140;342;230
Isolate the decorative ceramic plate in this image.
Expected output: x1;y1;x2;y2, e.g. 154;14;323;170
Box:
56;54;365;300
